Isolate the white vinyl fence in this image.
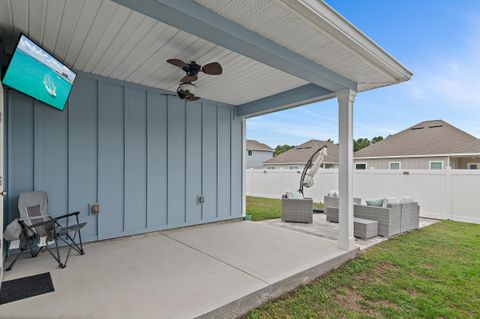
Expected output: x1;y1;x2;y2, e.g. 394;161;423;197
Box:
246;169;480;224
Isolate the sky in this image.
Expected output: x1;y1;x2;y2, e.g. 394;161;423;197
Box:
247;0;480;148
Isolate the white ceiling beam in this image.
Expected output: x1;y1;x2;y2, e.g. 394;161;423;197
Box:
236;84;333;118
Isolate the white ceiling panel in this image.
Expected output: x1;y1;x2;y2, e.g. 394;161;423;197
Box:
195;0;405;87
0;0;308;105
63;0;102;67
53;0;84;59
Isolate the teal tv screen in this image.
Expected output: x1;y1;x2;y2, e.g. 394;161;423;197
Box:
2;34;76;111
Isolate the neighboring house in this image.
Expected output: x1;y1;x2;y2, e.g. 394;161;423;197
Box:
246;140;273;168
263;140;339;170
354;120;480;170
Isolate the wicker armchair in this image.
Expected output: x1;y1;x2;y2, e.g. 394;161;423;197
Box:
281;197;313;223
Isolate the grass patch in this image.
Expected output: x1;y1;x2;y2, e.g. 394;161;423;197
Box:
246;221;480;318
246;196;324;221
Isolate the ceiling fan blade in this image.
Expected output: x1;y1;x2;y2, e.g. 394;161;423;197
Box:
181;74;198;83
167;58;188;68
187;96;201;101
201;62;222;75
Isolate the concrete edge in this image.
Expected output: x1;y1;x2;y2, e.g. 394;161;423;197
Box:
196;247;360;319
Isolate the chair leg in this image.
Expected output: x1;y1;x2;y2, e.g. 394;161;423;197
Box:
77;229;85;255
62;230;81;268
30;241;43;258
75;215;85;255
62;228;84;255
44;239;64;268
6;239;30;271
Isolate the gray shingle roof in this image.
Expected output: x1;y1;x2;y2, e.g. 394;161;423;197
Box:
246;140;273;151
263;140;339;164
354;120;480;158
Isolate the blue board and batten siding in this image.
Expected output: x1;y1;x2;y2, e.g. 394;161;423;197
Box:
6;73;243;242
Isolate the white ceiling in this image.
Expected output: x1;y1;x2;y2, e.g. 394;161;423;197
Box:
195;0;409;90
0;0;309;105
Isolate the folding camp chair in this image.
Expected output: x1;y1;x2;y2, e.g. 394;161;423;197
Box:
6;191;86;271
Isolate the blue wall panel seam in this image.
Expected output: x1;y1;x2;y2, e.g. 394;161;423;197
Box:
6;92;12;222
96;80;100;240
145;90;149;229
33;100;37;190
184;101;187;224
200;102;204;221
66;98;70;227
216;104;219;218
228;110;233;216
122;86;126;232
166;97;169;226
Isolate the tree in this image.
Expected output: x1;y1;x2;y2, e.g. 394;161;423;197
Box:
371;136;384;144
273;144;294;157
326;138;335;143
354;138;370;152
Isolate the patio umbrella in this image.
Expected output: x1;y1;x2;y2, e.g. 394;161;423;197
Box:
299;145;328;195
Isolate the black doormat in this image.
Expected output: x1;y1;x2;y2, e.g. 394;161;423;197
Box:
0;272;54;305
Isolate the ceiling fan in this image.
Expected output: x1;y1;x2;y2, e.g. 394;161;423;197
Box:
167;59;223;101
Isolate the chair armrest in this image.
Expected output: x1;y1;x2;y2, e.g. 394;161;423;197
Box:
54;211;81;221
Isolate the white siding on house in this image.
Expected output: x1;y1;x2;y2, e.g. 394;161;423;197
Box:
355;157;449;170
246;150;273;169
451;157;480;169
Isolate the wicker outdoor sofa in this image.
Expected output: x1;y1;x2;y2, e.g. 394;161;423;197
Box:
324;195;362;208
325;200;420;237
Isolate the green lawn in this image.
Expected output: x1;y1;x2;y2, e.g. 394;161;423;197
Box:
246;196;324;221
246;221;480;319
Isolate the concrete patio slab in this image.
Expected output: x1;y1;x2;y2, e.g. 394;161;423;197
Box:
165;221;348;284
1;221;357;319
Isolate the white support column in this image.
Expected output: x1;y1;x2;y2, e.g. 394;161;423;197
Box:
337;89;356;251
241;117;247;217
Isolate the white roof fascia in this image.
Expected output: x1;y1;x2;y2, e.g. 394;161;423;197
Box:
280;0;413;85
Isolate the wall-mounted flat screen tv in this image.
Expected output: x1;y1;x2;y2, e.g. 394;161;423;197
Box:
1;34;76;111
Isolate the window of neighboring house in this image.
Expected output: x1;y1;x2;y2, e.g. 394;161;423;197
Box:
266;166;275;170
355;163;367;170
468;163;480;170
389;162;401;170
247;150;253;157
324;163;335;169
289;165;299;170
430;161;444;170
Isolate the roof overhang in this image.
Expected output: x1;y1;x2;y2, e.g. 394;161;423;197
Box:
0;0;411;114
283;0;412;86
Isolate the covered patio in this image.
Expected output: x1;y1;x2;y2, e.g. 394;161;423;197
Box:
2;221;357;318
0;0;411;317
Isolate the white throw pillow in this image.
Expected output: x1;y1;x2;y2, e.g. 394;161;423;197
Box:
385;197;400;205
286;191;303;199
